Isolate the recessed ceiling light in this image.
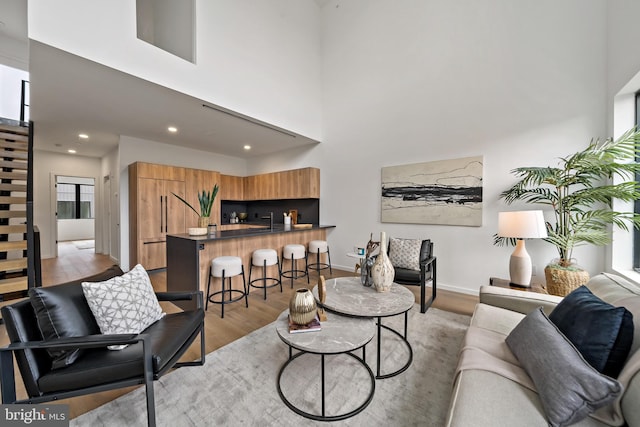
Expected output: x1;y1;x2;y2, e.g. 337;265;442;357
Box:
168;126;178;133
78;133;89;139
244;145;251;150
68;149;77;154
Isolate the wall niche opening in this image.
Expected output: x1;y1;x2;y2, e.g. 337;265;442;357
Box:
136;0;195;63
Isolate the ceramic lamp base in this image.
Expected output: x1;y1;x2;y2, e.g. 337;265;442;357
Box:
509;240;532;287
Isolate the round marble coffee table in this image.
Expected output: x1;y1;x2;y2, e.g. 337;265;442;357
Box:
275;309;376;421
313;276;415;379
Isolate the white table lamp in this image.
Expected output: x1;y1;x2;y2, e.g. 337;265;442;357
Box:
498;210;547;287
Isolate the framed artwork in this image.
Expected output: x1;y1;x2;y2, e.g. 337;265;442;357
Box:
381;156;483;226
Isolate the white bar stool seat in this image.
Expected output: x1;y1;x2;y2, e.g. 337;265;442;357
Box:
281;244;308;288
248;249;282;300
307;240;332;276
206;256;248;318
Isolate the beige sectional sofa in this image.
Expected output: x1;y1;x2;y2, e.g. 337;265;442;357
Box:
446;273;640;427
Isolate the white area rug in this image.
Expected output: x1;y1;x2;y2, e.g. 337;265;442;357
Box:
71;306;470;426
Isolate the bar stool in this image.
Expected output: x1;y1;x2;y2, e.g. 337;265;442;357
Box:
307;240;332;276
281;244;309;288
206;256;248;318
249;249;282;300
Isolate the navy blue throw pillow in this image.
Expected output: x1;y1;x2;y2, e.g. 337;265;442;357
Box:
549;286;633;378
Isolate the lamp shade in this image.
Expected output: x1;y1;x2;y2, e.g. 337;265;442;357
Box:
498;210;547;239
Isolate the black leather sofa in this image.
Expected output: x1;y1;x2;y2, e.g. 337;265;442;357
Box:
0;265;205;427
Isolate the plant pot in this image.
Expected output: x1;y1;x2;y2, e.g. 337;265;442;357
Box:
544;261;590;296
198;216;210;228
289;288;317;325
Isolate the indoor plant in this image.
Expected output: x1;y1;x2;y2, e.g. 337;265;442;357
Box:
496;128;640;295
173;184;219;229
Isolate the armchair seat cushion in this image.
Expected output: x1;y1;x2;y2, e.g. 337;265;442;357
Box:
38;309;204;394
393;267;422;284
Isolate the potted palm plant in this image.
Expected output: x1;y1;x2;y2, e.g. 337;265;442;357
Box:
173;184;219;232
497;128;640;296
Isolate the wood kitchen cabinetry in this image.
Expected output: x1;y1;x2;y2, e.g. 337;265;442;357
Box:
185;168;221;227
129;162;186;270
243;167;319;200
219;174;244;200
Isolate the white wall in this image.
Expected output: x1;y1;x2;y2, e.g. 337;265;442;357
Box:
0;32;28;72
29;0;623;295
102;147;120;263
58;219;94;241
249;0;609;294
33;150;103;258
28;0;323;141
0;64;29;121
118;135;248;270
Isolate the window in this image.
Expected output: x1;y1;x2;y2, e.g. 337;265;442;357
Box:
57;182;94;219
634;92;640;271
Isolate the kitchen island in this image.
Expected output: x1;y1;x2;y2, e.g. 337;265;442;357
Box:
166;224;335;308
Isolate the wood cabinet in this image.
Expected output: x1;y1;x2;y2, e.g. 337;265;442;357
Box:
130;162;186;270
185;168;221;227
243;167;319;200
219;174;244;200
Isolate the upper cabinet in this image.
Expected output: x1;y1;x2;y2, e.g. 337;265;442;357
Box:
242;167;320;200
219;174;245;201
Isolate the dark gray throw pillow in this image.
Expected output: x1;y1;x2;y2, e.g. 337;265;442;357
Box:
506;307;622;427
549;285;633;378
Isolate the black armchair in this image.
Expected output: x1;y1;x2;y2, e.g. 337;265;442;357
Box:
389;238;437;313
0;266;205;427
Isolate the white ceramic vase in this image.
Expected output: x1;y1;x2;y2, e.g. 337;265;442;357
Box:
372;231;394;292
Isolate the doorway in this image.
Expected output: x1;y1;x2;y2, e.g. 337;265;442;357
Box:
55;175;96;256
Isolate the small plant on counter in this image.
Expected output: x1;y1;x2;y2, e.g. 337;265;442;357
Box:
173;184;219;219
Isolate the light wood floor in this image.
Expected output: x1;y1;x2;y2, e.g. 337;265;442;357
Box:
1;244;478;419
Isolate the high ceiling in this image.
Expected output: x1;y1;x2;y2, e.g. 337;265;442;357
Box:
0;1;320;159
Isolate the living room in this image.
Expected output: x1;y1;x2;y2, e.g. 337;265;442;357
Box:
0;0;633;293
2;0;640;425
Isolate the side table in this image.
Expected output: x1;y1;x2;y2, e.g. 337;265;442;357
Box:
313;276;415;379
489;277;548;294
275;310;376;421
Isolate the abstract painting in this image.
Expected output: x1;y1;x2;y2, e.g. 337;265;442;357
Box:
381;156;483;226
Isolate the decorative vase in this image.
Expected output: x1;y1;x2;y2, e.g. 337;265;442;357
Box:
360;256;374;287
544;259;590;296
198;216;210;228
372;231;394;292
289;288;318;325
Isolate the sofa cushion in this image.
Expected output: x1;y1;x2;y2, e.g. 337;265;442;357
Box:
506;307;622;427
549;285;633;378
81;264;164;349
28;266;123;370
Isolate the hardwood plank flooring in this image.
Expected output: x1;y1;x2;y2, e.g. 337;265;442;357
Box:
0;244;478;419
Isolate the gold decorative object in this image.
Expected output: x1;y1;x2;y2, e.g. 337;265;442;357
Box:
317;276;327;322
289;288;317;325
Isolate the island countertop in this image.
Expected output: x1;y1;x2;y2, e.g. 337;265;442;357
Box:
166;225;334;308
167;224;335;242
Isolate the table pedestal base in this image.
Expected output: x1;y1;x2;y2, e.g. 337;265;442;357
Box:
277;347;375;421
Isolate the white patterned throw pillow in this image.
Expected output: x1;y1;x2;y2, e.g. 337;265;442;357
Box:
82;264;165;349
388;238;422;271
